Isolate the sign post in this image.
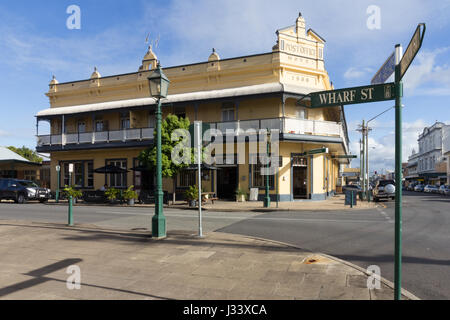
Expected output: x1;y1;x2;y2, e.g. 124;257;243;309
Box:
55;165;61;203
195;122;203;238
393;23;425;300
68;163;74;227
297;23;426;300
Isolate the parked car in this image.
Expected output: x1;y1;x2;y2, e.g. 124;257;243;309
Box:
424;185;439;193
414;184;425;192
373;180;396;202
0;179;51;204
407;183;417;191
439;185;450;195
342;184;362;193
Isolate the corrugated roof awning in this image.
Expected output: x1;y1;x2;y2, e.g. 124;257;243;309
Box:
37;83;313;118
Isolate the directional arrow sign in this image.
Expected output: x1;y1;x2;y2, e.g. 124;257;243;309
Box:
399;23;426;80
371;52;395;85
309;83;396;108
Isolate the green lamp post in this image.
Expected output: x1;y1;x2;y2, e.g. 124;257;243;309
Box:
148;63;170;239
55;165;61;203
264;129;271;208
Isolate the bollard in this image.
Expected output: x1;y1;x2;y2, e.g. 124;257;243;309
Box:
350;192;354;208
68;195;73;226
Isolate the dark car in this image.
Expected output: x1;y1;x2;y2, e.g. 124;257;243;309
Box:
373;179;396;202
342;184;361;193
0;179;51;204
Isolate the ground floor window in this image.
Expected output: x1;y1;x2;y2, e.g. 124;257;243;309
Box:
0;170;17;179
107;159;127;188
24;170;37;182
178;170;196;187
60;161;93;188
251;163;275;188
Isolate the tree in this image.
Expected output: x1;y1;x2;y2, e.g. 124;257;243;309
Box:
7;146;43;163
138;114;192;204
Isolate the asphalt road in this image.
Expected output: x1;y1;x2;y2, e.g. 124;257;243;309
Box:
219;191;450;300
0;191;448;300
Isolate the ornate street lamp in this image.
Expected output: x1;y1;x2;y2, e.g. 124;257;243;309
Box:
148;63;170;239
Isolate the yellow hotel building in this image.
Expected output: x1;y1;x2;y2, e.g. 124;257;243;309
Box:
36;13;350;202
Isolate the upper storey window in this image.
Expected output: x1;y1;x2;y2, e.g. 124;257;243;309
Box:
221;102;235;122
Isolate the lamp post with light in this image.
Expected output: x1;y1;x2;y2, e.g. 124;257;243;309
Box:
55;165;61;203
148;63;170;239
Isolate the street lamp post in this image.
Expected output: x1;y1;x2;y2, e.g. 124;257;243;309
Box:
148;63;170;239
68;163;74;226
56;165;61;203
264;129;271;208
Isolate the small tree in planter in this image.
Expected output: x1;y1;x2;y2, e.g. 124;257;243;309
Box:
105;188;120;204
124;185;138;206
235;188;248;202
185;185;199;207
63;186;83;204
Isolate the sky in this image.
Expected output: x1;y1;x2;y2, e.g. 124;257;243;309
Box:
0;0;450;173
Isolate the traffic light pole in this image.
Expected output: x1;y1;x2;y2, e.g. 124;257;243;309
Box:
394;43;404;300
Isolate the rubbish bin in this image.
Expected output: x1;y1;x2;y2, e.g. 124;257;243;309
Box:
345;190;357;206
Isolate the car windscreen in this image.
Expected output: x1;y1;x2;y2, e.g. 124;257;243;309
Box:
18;181;39;188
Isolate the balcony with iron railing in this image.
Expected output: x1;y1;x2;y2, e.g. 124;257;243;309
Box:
36;117;348;152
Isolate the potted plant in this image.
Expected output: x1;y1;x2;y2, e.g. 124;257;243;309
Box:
235;188;247;202
105;187;120;204
63;186;83;204
185;185;199;207
124;185;138;206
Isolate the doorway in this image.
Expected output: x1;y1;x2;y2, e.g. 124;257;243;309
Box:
217;166;238;200
292;155;308;199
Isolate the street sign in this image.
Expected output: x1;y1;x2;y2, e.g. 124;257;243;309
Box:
309;83;396;108
399;23;426;80
332;155;358;159
298;148;329;156
371;52;395;85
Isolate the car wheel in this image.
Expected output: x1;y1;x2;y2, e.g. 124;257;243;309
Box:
17;194;26;204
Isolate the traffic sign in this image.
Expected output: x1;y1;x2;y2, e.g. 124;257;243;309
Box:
309;83;396;108
371;51;395;85
332;155;358;159
399;23;426;80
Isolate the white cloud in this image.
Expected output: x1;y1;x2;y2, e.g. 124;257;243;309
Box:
344;67;373;80
0;130;10;137
350;119;428;172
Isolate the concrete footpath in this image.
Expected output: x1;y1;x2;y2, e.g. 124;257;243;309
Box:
45;194;377;212
0;220;417;300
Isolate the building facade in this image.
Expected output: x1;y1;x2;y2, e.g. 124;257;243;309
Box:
406;122;449;185
36;13;350;201
0;147;45;185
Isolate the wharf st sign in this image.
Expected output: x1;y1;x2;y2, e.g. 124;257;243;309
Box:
309;82;396;108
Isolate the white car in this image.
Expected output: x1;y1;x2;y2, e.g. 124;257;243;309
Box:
424;185;439;193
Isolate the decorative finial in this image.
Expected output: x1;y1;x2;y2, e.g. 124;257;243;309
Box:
213;48;216;53
299;12;302;17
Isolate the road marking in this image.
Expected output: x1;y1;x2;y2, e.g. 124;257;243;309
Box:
376;208;394;223
95;210;385;224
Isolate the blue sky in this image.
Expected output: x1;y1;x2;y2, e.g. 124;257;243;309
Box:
0;0;449;173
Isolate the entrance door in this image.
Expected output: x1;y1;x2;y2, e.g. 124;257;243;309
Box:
217;166;237;200
292;155;308;199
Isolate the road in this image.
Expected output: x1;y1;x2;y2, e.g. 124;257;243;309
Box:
219;191;450;300
0;191;448;300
